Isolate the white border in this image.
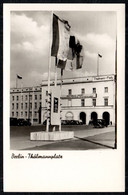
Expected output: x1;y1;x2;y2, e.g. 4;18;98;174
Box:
3;4;125;192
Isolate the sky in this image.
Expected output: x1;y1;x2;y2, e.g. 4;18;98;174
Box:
10;11;116;88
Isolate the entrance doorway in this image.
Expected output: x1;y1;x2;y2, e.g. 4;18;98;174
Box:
91;112;98;122
80;112;86;124
103;112;110;125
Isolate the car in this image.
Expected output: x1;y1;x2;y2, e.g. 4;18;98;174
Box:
77;120;83;125
10;117;18;126
89;120;94;125
17;118;26;126
17;118;31;126
61;120;67;125
24;119;31;126
43;120;47;125
61;120;83;125
93;119;107;128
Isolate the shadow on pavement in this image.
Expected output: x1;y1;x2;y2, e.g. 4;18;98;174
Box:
74;131;115;149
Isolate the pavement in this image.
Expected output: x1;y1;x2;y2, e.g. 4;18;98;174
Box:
10;125;115;150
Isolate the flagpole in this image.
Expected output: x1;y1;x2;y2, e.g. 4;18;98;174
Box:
16;75;18;88
97;54;99;76
20;80;23;118
59;68;63;132
55;57;57;87
46;11;53;132
31;86;34;125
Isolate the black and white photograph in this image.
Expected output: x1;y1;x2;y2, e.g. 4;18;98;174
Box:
3;3;125;192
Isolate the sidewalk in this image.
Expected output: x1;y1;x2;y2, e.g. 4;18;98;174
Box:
74;126;114;138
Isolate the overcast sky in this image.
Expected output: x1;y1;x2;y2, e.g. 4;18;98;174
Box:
10;11;116;88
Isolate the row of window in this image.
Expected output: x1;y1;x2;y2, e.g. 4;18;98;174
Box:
12;102;41;110
12;88;41;92
12;94;42;101
68;98;108;107
68;87;108;95
12;111;38;117
82;98;108;107
13;99;108;109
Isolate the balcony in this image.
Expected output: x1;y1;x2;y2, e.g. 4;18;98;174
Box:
61;93;97;99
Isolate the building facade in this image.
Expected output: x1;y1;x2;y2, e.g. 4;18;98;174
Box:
10;74;116;126
10;86;42;124
41;74;116;125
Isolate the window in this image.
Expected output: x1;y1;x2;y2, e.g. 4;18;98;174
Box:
22;95;23;101
16;112;18;117
40;94;42;100
35;95;37;100
17;96;19;101
34;112;37;117
35;102;37;109
46;91;48;96
104;98;108;106
21;103;23;109
25;103;27;109
16;103;18;109
93;88;96;93
30;103;32;109
21;112;23;117
81;99;85;107
12;112;14;117
104;87;108;93
45;99;47;107
33;119;38;122
25;95;28;101
81;88;85;94
92;99;96;106
25;112;27;117
30;112;32;117
12;96;14;101
68;99;72;106
39;102;41;107
29;95;32;101
12;103;14;109
68;89;72;95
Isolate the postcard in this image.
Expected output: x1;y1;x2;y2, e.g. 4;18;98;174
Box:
3;3;125;192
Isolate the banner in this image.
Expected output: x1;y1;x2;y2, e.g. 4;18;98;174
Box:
51;86;61;125
51;14;71;68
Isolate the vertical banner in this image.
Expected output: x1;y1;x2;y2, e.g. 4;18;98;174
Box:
51;86;61;125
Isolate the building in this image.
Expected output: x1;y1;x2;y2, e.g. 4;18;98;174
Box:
10;86;42;125
10;74;116;126
41;74;116;126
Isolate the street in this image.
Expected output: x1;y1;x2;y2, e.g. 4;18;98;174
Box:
10;125;115;150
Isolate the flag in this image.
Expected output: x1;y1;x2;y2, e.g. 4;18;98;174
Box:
65;60;74;71
51;14;71;68
57;59;67;69
98;53;102;58
75;41;83;69
76;55;84;69
17;74;22;79
65;38;84;71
